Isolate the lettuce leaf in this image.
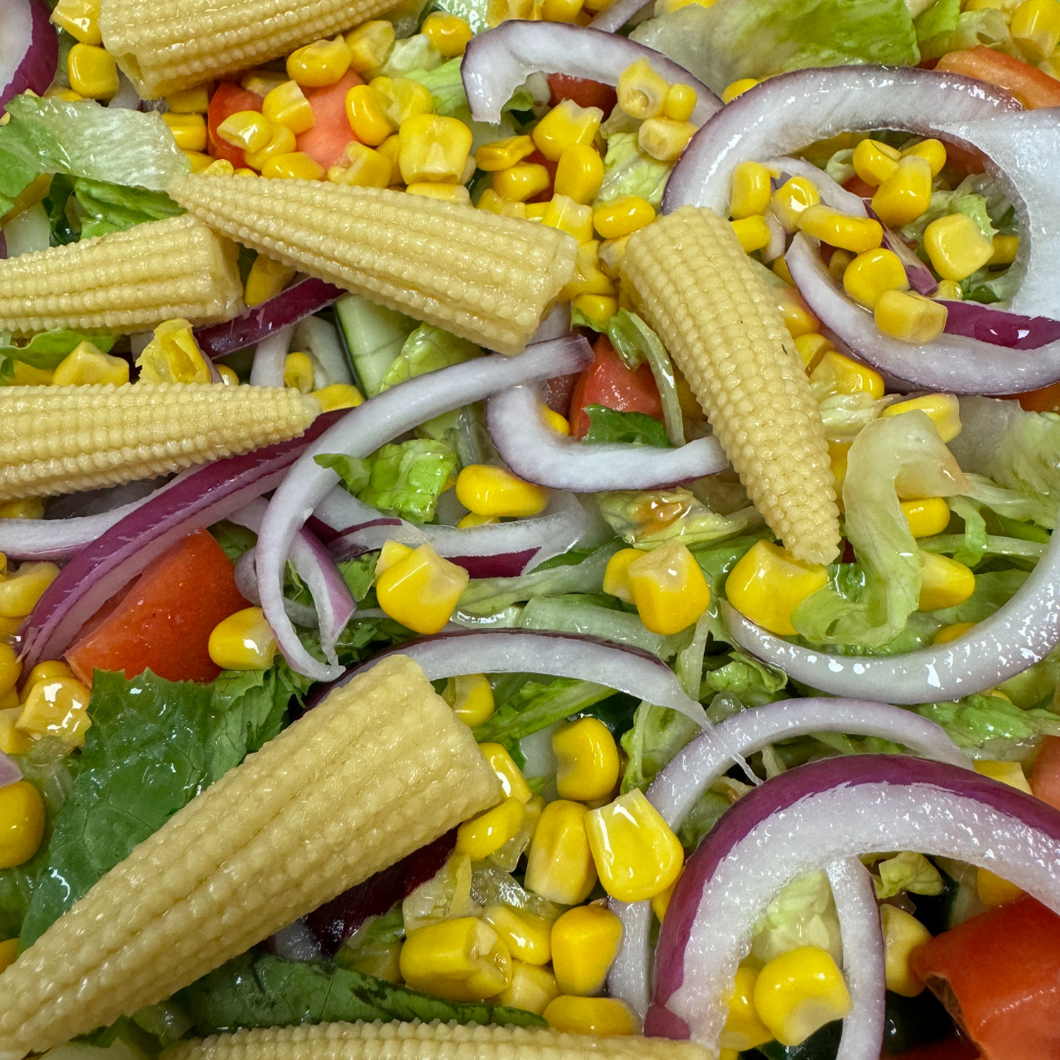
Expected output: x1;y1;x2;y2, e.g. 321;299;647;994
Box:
593;132;672;208
0;328;117;377
621;702;701;793
750;870;843;966
872;851;944;899
917;691;1060;749
599;488;762;549
45;176;184;243
359;440;457;522
377;323;480;393
583;405;672;448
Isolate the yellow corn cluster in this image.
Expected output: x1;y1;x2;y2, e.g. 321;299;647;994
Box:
0;657;501;1058
164;1019;711;1060
170;174;577;355
98;0;398;97
0;383;320;501
0;215;243;336
621;206;840;564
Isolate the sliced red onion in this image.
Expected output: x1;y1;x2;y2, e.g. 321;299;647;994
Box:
268;920;324;962
530;304;572;345
589;0;653;32
0;749;21;790
786;233;1060;394
941;299;1060;349
486;384;727;491
649;755;1060;1048
20;411;344;670
461;21;720;126
663;66;1019;217
107;72;141;110
320;488;592;577
233;547;319;628
759;212;786;264
365;629;707;725
609;697;969;1017
249;324;293;388
879;225;938;297
193;277;344;360
256;337;595;682
0;0;59;111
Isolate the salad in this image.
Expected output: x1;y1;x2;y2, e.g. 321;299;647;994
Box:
1;0;1060;1056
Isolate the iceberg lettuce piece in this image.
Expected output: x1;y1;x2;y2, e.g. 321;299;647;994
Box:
378;323;481;393
599;488;761;549
750;870;843;966
594;132;672;209
917;692;1060;749
873;851;943;899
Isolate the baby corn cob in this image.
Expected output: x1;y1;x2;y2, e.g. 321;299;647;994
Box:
0;214;243;336
163;1019;712;1060
621;206;840;564
99;0;398;98
170;174;578;355
0;383;320;501
0;657;501;1059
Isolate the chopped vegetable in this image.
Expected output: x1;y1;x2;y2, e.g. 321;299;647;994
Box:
568;335;663;439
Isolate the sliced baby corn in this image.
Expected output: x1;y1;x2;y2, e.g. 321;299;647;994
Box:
170;174;578;355
0;383;320;501
621;206;840;564
0;656;501;1059
162;1019;712;1060
0;214;243;336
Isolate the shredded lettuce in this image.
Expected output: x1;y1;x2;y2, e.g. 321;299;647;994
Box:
377;324;481;393
374;34;444;79
750;870;843;966
872;851;944;899
593;132;672;208
599;488;762;549
917;691;1060;749
406;58;534;119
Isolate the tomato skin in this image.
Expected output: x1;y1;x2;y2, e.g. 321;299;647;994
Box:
66;529;249;685
207;82;264;167
547;73;618;115
568;334;664;438
842;174;876;199
296;70;364;169
936;46;1060;108
1011;380;1060;414
1031;735;1060;810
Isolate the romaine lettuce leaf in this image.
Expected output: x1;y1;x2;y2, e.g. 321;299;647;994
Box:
621;702;701;793
377;323;480;393
873;851;943;899
750;869;843;965
917;691;1060;749
599;488;762;549
359;440;457;522
0;328;117;378
583;405;672;447
593;132;672;208
73;178;185;240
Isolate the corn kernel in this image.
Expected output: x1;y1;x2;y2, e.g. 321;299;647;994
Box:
553;717;620;802
593;196;656;240
496;961;559;1015
0;561;58;618
136;318;212;384
21;659;75;696
406;182;472;205
400;917;513;1001
456;464;548;518
772;254;794;285
663;82;698;122
344;84;396;147
0;644;20;700
754;946;852;1047
809;350;885;399
617;58;670;120
651;869;681;922
725;539;828;636
923;213;995;282
935;620;975;644
372;76;433;125
722;965;774;1052
202;158;235;177
376;542;469;634
51;0;102;44
207;606;277;671
550;904;623;996
827;248;854;283
182;150;214;172
828;440;849;496
17;675;91;749
0;707;31;755
262;80;315;135
794;332;833;372
216;110;271;153
560;242;616;300
442;673;495;727
989;233;1019;266
872;155;933;227
483;904;553;966
240;71;286;97
67;42;119;99
880;905;932;997
399;113;473;185
585;788;683;902
554;143;603;204
918;551;975;611
345;21;395;74
165;86;210;113
625;540;710;636
842;247;909;309
797;205;883;254
977;866;1024;907
525;799;597;904
456;795;526;860
287;36;353;88
730;215;772;254
638;117;696;163
851;138;900;188
457;511;499;527
261;151;325;180
162;112;207;152
0;499;44;520
730;161;772;220
541;0;583;18
0;936;17;974
242;254;296;307
901;497;950;539
282;351;315;393
310;383;362;411
490;162;549;202
1012;0;1060;58
541;195;594;243
543;995;638;1036
0;781;45;870
479;742;533;802
330;142;393;188
974;758;1032;792
721;78;758;103
52;341;130;387
874;289;948;343
570;294;617;327
422;12;474;56
476;135;535;172
881;392;961;441
902;138;947;176
770;176;821;232
533;99;603;162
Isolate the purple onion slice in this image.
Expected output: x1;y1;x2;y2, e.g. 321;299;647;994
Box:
0;0;58;111
0;750;21;791
589;0;653;33
941;299;1060;350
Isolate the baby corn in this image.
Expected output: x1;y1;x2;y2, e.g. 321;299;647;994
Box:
99;0;397;98
170;174;577;355
621;206;840;564
163;1019;712;1060
0;657;501;1059
0;215;243;336
0;383;320;501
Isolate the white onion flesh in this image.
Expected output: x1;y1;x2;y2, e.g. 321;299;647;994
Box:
249;325;293;388
589;0;653;32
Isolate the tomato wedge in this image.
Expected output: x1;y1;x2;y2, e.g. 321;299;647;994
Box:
66;529;249;685
1031;734;1060;810
568;334;664;439
547;73;618;115
296;69;364;169
935;47;1060;109
207;81;264;167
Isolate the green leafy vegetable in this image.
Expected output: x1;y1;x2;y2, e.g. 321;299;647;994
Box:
599;488;762;549
0;328;117;380
872;851;944;899
377;323;481;393
583;405;672;448
750;870;843;966
593;132;672;208
917;692;1060;749
71;178;185;241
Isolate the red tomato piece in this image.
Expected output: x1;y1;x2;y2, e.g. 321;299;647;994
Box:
568;334;664;439
1011;380;1060;414
296;69;364;169
909;895;1060;1060
525;147;558;204
842;174;876;199
936;46;1060;109
66;529;249;686
207;81;264;167
1031;734;1060;810
547;73;618;115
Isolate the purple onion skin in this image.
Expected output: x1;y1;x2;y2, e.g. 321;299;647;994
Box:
941;301;1060;350
0;0;58;111
304;829;456;956
447;550;537;578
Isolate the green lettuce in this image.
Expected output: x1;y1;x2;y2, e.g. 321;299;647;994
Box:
917;692;1060;749
593;132;672;208
898;174;1007;245
406;58;535;119
701;651;788;705
621;702;701;793
377;323;481;393
917;5;1010;59
872;851;944;899
44;175;184;244
0;328;117;378
750;870;843;966
599;488;762;549
583;406;672;448
375;34;444;79
363;440;457;522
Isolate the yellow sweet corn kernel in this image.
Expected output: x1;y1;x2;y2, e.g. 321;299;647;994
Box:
217;110;273;153
901;497;951;539
443;673;495;727
593;196;655;241
0;938;16;975
560;240;616;300
282;351;315;393
794;332;832;372
244;255;297;308
456;464;548;517
1012;0;1060;59
826;248;854;284
0;562;59;619
241;70;286;97
345;20;395;73
376;543;469;634
51;341;127;387
989;233;1019;266
934;620;975;644
52;0;102;44
136;318;212;384
725;539;828;636
796;204;883;254
532;99;602;163
621;206;839;563
261;151;325;180
663;82;698;122
312;382;365;411
923;213;995;282
398;114;473;185
0;499;44;519
730;161;772;220
371;76;433;126
330;142;393;189
571;294;619;328
0;781;45;870
730;215;771;254
651;869;682;923
400;917;512;1001
525;799;597;904
17;675;91;749
851;138;900;187
260;79;315;135
68;42;119;98
842;247;909;309
881;392;961;442
486;0;534;24
554;143;603;205
458;510;499;526
526;202;550;221
202;158;235;177
769;254;793;285
165;86;210;113
542;195;594;244
977;865;1024;907
476;135;535;173
287;36;352;88
541;0;583;19
625;540;711;636
207;606;277;671
775;289;819;339
182;150;214;172
553;717;620;803
0;645;20;700
770;176;821;232
407;183;472;205
479;743;533;803
617;58;670;120
721;965;774;1052
874;289;948;344
638;117;695;163
422;12;473;56
872;155;933;227
44;88;85;103
345;84;396;147
497;961;559;1014
491;162;551;203
21;660;75;697
483;905;553;966
809;350;885;399
902;138;947;176
722;77;758;102
244;125;299;171
375;539;414;578
0;706;31;754
974;759;1032;792
551;904;623;996
544;995;639;1036
0;656;501;1054
918;550;975;611
455;795;526;860
162;112;207;152
9;362;54;386
753;946;852;1047
880;905;932;997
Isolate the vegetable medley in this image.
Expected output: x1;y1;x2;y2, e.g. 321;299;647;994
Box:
2;0;1060;1058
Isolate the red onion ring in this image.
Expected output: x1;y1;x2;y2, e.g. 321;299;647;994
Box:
663;66;1020;217
0;0;58;111
19;411;345;670
249;324;293;388
940;299;1060;349
0;749;21;790
486;383;727;490
649;755;1060;1048
256;337;595;682
233;548;319;628
461;21;720;126
768;156;869;217
589;0;653;32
